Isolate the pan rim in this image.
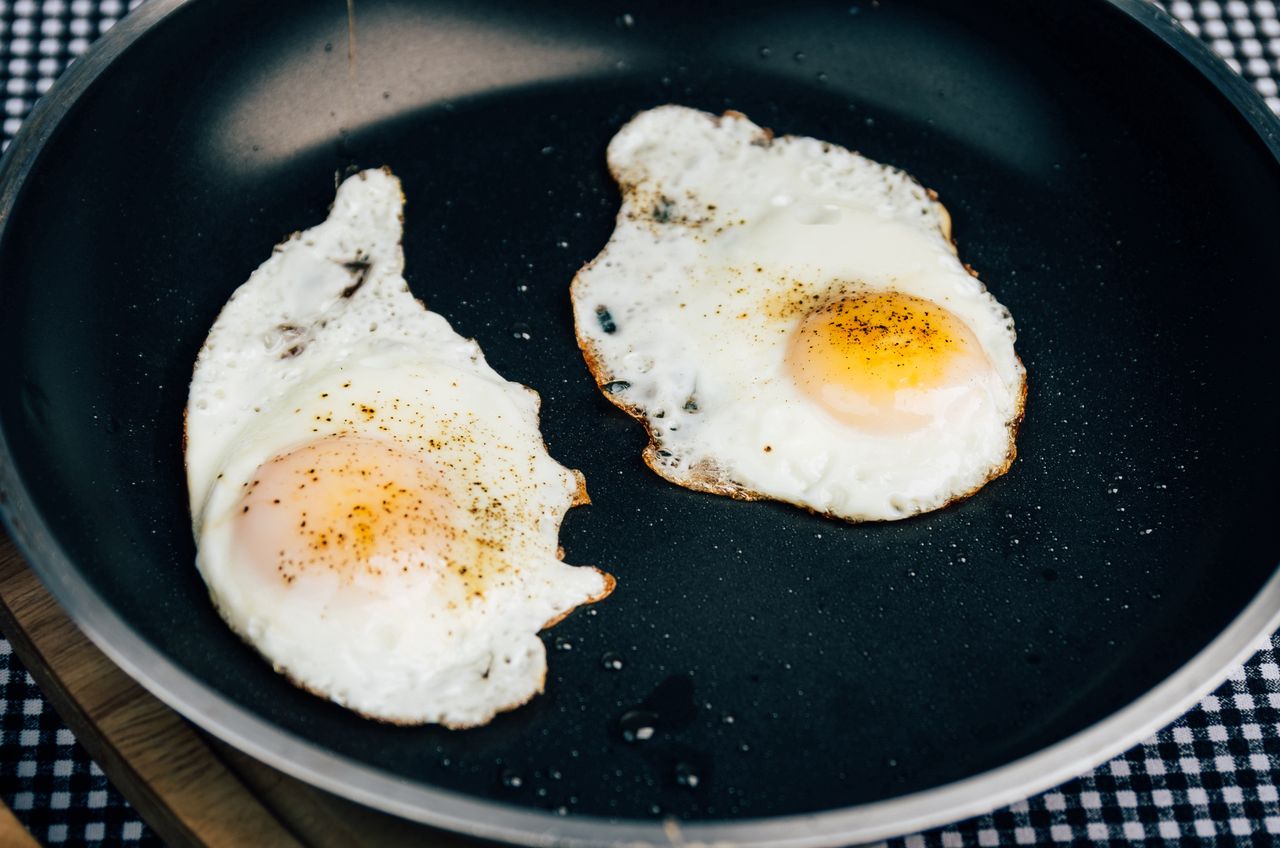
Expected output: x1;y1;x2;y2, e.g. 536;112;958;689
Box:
1;0;1278;844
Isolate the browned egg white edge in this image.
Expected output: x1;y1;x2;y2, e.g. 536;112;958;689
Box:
569;108;1028;524
183;166;614;729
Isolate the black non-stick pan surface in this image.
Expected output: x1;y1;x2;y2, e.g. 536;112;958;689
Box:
2;0;1279;844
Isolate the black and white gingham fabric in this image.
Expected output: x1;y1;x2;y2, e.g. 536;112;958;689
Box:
0;639;159;846
1167;0;1280;113
1;1;1279;846
891;632;1280;847
0;0;142;147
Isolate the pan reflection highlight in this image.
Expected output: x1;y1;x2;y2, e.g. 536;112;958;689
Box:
202;0;627;174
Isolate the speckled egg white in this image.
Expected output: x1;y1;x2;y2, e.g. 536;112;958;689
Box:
572;106;1026;522
186;168;612;728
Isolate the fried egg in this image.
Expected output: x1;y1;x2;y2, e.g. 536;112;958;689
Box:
186;168;612;727
572;106;1026;522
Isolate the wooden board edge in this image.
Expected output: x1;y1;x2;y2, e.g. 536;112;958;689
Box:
0;797;42;848
0;535;306;848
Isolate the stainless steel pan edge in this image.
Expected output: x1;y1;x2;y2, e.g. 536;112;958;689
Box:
2;1;1278;845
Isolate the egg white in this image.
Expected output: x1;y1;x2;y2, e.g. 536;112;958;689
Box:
572;106;1026;521
186;168;611;727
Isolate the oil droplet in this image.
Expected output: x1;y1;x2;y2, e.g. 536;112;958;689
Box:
793;51;806;62
601;651;624;671
816;71;829;83
674;762;701;788
618;709;658;743
616;12;635;28
613;674;696;743
721;712;735;724
759;46;771;58
512;323;532;341
500;768;523;789
554;636;573;652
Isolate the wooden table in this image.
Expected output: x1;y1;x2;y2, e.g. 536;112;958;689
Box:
0;532;482;848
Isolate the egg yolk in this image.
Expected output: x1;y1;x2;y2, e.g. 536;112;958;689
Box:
232;435;455;587
786;291;992;434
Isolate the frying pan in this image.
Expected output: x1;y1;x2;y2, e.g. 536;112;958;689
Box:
1;0;1278;844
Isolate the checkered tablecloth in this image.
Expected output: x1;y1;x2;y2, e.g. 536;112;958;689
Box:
2;1;1279;846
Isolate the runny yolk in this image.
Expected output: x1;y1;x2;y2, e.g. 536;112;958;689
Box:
232;435;455;587
785;290;992;434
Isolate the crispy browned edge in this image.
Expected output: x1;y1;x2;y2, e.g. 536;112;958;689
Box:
182;166;615;730
569;108;1029;524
